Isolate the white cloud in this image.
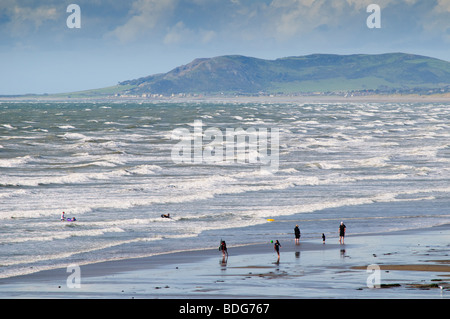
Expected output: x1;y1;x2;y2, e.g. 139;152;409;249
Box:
436;0;450;12
201;29;216;43
265;0;346;39
163;21;216;45
109;0;176;43
0;2;59;36
425;0;450;42
163;21;192;44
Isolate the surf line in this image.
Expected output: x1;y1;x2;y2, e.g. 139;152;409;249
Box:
171;120;279;173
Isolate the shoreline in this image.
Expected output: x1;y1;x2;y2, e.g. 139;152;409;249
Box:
0;93;449;104
1;224;449;298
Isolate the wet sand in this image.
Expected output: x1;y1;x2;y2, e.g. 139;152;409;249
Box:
0;224;449;299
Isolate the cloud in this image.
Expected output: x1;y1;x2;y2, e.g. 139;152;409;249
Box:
108;0;176;43
0;1;59;37
436;0;450;12
163;21;217;45
426;0;450;41
163;21;192;44
262;0;357;40
201;29;216;43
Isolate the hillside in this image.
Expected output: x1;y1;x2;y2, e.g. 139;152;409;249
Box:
118;53;450;95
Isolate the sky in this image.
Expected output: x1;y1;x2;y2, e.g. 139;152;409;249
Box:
0;0;449;95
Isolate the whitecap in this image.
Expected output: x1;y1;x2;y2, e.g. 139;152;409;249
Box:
0;155;34;168
128;164;162;175
60;132;88;140
58;125;76;129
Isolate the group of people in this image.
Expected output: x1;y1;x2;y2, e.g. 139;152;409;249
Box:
294;221;346;245
219;221;347;261
283;221;347;257
60;212;77;222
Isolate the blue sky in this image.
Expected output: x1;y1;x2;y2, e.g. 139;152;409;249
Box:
1;0;449;94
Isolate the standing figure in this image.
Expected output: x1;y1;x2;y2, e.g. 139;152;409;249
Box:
322;233;326;244
274;240;281;259
219;240;228;258
339;222;346;244
294;225;301;244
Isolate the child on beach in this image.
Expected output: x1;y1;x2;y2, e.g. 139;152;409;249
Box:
274;240;281;259
219;240;228;257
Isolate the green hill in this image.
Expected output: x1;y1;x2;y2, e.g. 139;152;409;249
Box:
117;53;450;95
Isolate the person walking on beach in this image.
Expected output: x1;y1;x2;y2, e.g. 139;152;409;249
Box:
322;233;326;244
294;225;301;244
219;240;228;258
274;240;281;259
61;211;65;221
339;222;346;244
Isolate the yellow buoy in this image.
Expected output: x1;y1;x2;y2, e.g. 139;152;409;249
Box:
267;218;275;222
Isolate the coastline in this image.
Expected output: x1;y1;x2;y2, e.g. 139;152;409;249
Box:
1;224;449;299
0;93;449;104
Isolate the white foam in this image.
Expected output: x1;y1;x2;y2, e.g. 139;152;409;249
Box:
0;155;34;168
305;162;342;170
0;189;27;199
60;132;88;140
128;164;162;175
1;226;125;244
0;168;132;187
351;156;390;168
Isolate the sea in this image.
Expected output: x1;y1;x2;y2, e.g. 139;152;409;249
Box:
0;100;449;279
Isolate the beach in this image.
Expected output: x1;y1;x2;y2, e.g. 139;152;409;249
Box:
1;100;449;301
1;224;448;299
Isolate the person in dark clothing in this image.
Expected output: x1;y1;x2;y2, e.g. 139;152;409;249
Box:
322;233;326;244
294;225;301;244
339;222;346;244
219;240;228;257
274;240;281;259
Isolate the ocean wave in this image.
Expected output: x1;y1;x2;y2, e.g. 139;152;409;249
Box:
0;235;170;279
58;125;76;130
1;226;126;244
247;187;450;220
0;189;27;199
59;132;89;140
350;156;390;168
0;168;132;187
0;155;34;168
127;164;162;175
305;162;342;170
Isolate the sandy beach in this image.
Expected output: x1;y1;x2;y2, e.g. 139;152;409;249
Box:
1;224;448;300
